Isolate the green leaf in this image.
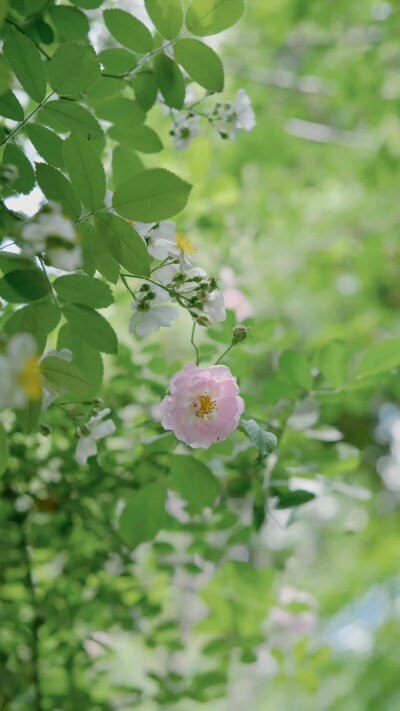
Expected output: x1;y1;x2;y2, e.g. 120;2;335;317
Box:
0;252;34;274
98;48;137;75
0;421;9;477
318;341;348;388
0;54;12;95
118;481;166;548
42;100;103;140
2;144;35;194
95;97;145;126
49;41;100;95
241;419;277;460
16;398;42;434
35;162;81;220
49;5;90;40
63;133;106;212
53;274;113;308
0;269;49;303
4;302;60;354
358;338;400;378
112;145;144;188
185;0;245;36
41;355;91;396
70;0;102;8
86;76;125;105
95;214;150;276
79;221;120;283
272;487;316;509
57;322;103;399
133;71;158;111
103;9;153;53
169;455;220;514
154;53;185;109
144;0;183;40
280;350;313;390
0;0;8;29
112;168;191;222
62;303;118;354
0;89;24;120
26;124;64;170
108;124;162;153
174;38;224;92
3;28;46;102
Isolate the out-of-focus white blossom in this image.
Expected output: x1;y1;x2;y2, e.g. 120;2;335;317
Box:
0;333;41;410
40;348;73;411
75;408;116;465
172;114;201;150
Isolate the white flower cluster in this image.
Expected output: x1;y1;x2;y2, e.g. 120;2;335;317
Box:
170;89;256;150
21;202;82;271
129;221;226;338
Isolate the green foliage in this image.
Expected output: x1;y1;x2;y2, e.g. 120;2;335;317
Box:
26;124;65;169
169;455;220;513
185;0;245;36
49;41;100;95
62;303;118;354
2;143;35;194
103;9;153;53
41;355;91;396
145;0;184;40
53;274;113;308
42;99;103;140
154;53;185;109
48;5;90;41
63;133;106;212
174;39;224;92
112;168;192;221
119;481;166;548
0;268;49;302
4;302;60;354
35;162;81;219
0;421;8;476
358;338;400;378
3;28;46;102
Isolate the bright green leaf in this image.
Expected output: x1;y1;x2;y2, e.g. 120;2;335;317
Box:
240;419;277;459
318;341;348;388
112;145;144;188
0;89;24;120
358;338;400;378
108;124;162;153
185;0;245;36
57;323;103;400
4;302;60;354
79;221;120;284
95;97;145;126
41;355;91;396
280;350;313;390
103;9;153;53
144;0;183;40
49;5;90;40
98;48;137;75
174;38;224;92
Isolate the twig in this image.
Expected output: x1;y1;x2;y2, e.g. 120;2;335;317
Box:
0;93;54;147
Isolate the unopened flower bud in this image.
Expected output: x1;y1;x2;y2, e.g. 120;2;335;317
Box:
208;277;218;292
92;398;104;408
40;424;51;437
232;325;248;343
147;292;156;300
220;131;229;140
197;314;212;327
80;424;90;436
140;283;151;292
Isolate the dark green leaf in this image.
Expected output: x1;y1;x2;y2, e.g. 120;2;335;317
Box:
0;269;49;303
103;9;153;53
26;124;65;169
62;303;118;354
3;28;46;102
79;221;120;283
144;0;183;40
53;274;113;308
273;488;316;509
133;71;158;111
63;133;106;212
16;398;42;433
0;89;24;120
154;53;185;109
0;55;12;95
112;168;191;221
49;5;90;40
174;38;224;92
35;162;81;220
118;481;166;548
95;213;150;276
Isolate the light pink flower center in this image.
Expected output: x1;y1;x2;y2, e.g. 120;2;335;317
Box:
191;394;217;419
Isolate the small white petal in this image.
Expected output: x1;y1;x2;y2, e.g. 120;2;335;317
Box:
75;436;97;465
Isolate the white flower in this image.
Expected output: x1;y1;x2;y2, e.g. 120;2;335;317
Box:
46;244;82;272
146;221;177;260
172;114;201;150
40;348;73;411
75;408;116;465
201;288;226;322
21;202;82;271
0;333;41;410
129;295;179;338
149;224;197;272
231;89;256;141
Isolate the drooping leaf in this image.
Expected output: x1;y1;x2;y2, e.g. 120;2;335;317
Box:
26;124;65;169
358;338;400;378
185;0;245;37
0;269;49;303
95;214;150;276
41;355;91;396
3;144;35;194
49;41;101;95
4;302;60;354
3;28;46;102
35;162;81;220
49;5;90;40
63;133;106;212
118;481;166;548
240;419;277;460
103;9;153;53
174;38;224;92
169;455;220;514
154;53;185;109
42;100;103;140
112;168;191;222
62;303;118;354
53;274;113;308
144;0;183;40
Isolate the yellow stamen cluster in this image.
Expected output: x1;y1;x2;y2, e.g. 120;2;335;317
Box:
194;394;216;419
176;230;197;255
19;356;42;400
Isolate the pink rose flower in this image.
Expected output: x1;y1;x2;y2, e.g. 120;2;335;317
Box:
160;363;245;449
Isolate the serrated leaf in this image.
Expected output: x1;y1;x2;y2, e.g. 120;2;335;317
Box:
103;9;153;54
62;303;118;354
0;422;9;477
169;455;220;514
144;0;183;40
54;274;113;308
26;124;64;169
41;355;91;396
174;38;224;92
0;89;24;120
57;322;103;399
118;481;166;548
3;144;35;194
112;168;191;222
154;53;185;109
95;214;150;276
49;41;100;95
241;419;277;459
0;268;49;303
185;0;245;37
3;28;46;102
42;100;103;140
4;302;60;354
318;341;348;388
49;5;89;40
35;162;81;220
358;338;400;378
63;133;106;212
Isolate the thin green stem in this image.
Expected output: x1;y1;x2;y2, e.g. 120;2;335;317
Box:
191;321;200;366
39;256;60;308
120;273;136;299
215;342;235;365
121;273;194;304
0;92;54;147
